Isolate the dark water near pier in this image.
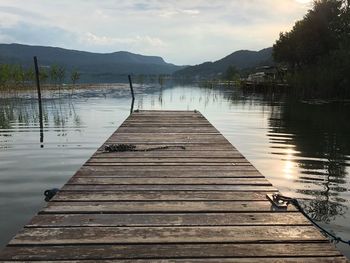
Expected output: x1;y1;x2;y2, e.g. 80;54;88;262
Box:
0;84;349;257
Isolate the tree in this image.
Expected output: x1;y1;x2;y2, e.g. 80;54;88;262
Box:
10;65;25;86
49;64;59;85
57;65;65;84
272;0;350;98
70;70;80;85
25;68;35;84
273;0;343;68
39;68;49;83
0;64;11;87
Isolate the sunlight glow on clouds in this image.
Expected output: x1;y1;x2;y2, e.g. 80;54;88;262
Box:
0;0;311;64
84;32;165;47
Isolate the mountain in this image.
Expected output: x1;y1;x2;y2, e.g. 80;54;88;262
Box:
0;43;184;83
173;48;273;79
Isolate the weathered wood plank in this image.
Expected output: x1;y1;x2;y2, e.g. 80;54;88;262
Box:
52;191;272;201
9;226;326;245
67;177;271;185
75;166;262;177
99;143;236;151
117;127;220;133
121;118;209;123
84;162;252;166
121;122;214;126
0;243;343;261
27;212;311;227
61;185;277;191
87;157;250;163
93;151;243;158
42;201;296;213
0;257;347;263
109;133;228;143
107;134;230;143
78;165;259;172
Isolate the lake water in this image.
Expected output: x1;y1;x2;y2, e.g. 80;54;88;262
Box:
0;84;349;258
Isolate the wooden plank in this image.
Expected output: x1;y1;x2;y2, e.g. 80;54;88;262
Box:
61;185;278;191
9;226;326;245
98;143;236;151
134;110;198;113
125;113;204;116
93;151;244;158
67;177;271;185
86;157;249;163
83;163;252;166
77;165;259;172
42;201;296;213
27;212;311;227
117;127;220;133
74;167;262;177
0;257;347;263
109;134;226;139
121;122;214;126
0;243;343;261
52;191;272;201
121;118;208;123
107;134;229;143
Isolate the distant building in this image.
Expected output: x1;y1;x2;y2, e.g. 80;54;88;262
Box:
246;66;287;84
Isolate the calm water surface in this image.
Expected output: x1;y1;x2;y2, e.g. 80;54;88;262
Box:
0;84;349;257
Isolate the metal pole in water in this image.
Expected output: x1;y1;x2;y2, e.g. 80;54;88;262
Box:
128;74;135;101
33;56;44;147
128;75;135;114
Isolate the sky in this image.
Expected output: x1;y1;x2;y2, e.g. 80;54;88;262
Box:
0;0;313;65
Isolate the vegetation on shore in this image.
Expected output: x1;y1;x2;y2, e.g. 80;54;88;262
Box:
0;64;80;90
273;0;350;98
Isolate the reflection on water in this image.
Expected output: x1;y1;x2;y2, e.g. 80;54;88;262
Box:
269;101;349;223
0;85;349;257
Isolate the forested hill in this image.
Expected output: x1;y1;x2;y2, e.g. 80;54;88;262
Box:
173;47;273;79
0;43;184;82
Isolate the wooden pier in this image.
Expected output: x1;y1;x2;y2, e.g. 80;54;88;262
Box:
0;110;348;262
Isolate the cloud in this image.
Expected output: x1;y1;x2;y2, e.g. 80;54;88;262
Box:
83;32;166;48
0;0;311;64
0;22;76;47
159;8;200;17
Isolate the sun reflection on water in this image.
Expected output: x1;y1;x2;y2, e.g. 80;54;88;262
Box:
283;148;296;179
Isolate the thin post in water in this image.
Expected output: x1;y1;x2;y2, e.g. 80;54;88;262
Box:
33;56;44;147
128;74;135;101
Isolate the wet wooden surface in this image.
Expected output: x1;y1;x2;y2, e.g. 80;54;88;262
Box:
0;110;348;262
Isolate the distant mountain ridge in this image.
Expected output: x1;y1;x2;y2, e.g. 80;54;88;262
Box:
0;43;274;82
0;43;183;82
173;48;273;79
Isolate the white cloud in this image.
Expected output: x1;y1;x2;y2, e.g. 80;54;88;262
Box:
159;8;200;17
83;32;166;48
0;11;20;28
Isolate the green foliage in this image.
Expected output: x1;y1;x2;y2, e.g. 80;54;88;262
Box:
0;63;69;90
49;64;59;84
0;64;39;88
0;64;11;86
57;66;65;84
70;70;81;85
25;68;35;83
39;68;49;83
273;0;350;98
